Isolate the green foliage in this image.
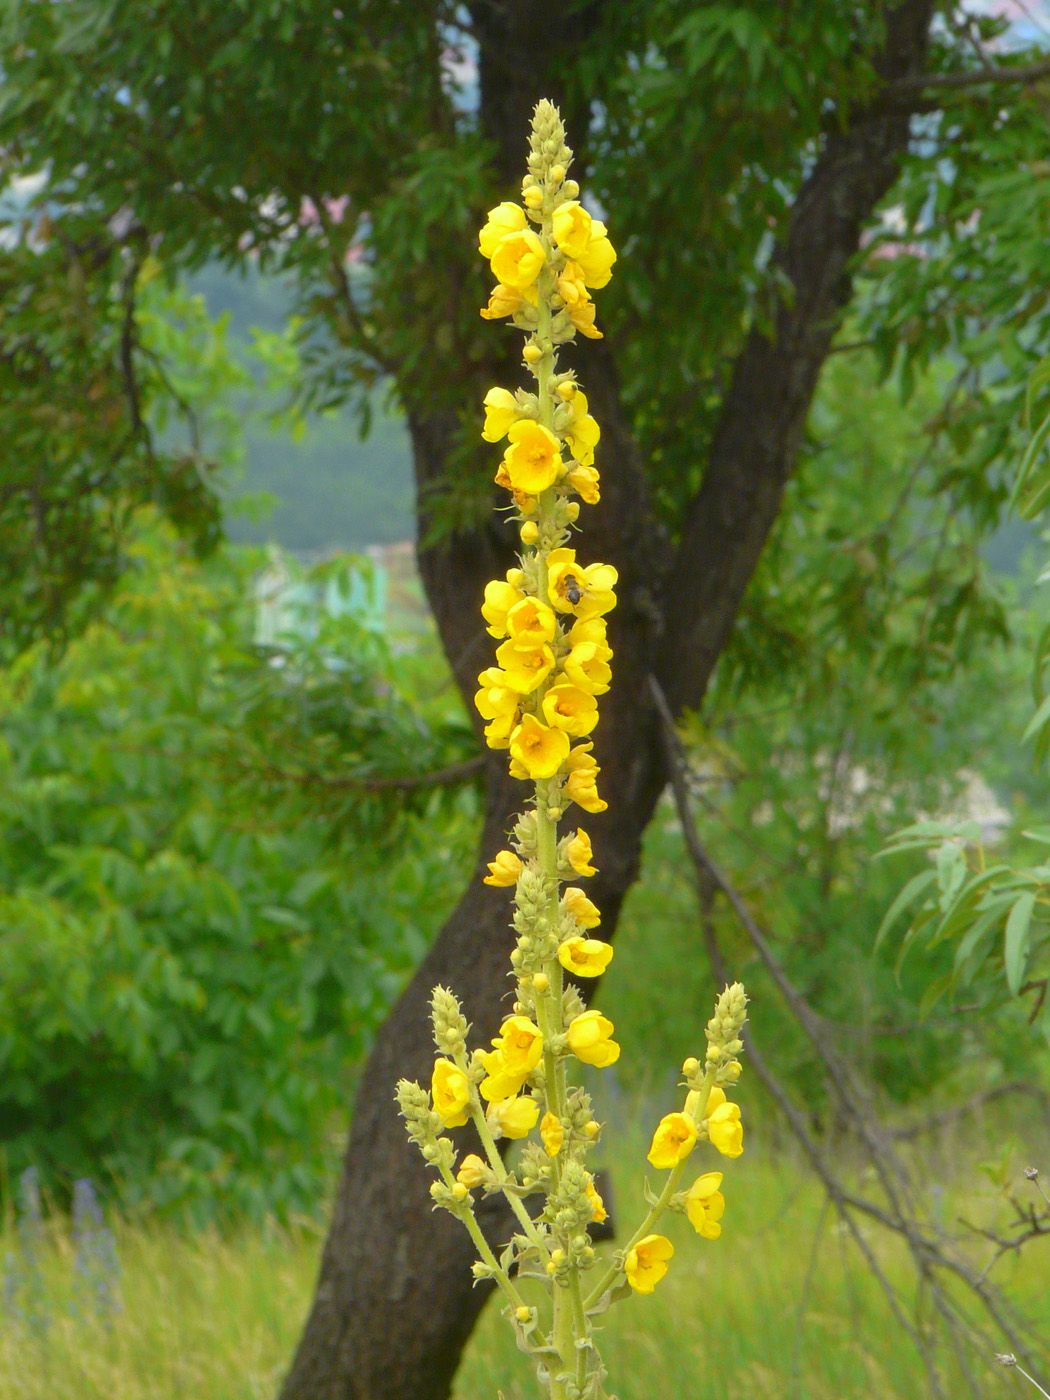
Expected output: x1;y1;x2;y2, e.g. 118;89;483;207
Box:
605;348;1043;1101
0;516;479;1217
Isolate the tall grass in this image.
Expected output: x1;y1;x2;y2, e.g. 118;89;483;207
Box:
0;1132;1045;1399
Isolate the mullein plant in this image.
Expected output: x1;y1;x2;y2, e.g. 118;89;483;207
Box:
396;100;749;1400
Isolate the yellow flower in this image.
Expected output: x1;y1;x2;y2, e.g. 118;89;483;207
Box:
566;828;597;876
563;641;611;694
491;229;546;290
647;1112;698;1169
568;298;603;339
685;1173;725;1239
558;936;614;978
509;714;570;779
562;886;601;929
705;1086;744;1159
507;596;557;646
568;617;612;658
540;1110;564;1158
481;387;521;443
432;1059;471;1128
557;260;589;307
551;202;593;260
542;682;598;737
456;1154;488;1189
480;1016;544;1101
546;549;618;619
480;283;525;320
484;850;522;887
586;1176;608;1223
504;421;563;495
478;202;527;258
624;1234;673;1294
564;390;600;467
567;1009;619;1067
474;667;519;720
575;221;617;289
481;579;525;637
487;1094;540;1140
565;742;607;813
565;463;601;504
483;710;517;749
495;639;556;695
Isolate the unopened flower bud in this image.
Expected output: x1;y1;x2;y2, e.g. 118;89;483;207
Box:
524;187;544;209
563;179;580;198
682;1057;700;1076
533;972;550;993
516;1305;531;1322
451;1181;469;1201
523;343;543;364
549;163;565;186
520;521;539;545
563;502;580;522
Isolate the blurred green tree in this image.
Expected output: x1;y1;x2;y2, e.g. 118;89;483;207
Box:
4;2;1050;1395
0;514;479;1216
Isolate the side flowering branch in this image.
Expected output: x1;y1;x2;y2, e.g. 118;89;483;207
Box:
395;100;749;1400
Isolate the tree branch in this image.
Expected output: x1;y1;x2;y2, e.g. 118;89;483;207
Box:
886;56;1050;96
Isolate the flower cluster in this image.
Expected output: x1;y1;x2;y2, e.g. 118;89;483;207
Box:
396;100;748;1400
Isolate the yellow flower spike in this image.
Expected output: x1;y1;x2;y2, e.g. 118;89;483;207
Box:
705;1086;744;1158
431;1059;471;1128
481;579;525;638
488;1094;540;1140
565;463;601;505
504;420;563;494
478;202;527;259
551;202;593;260
507;596;557;646
542;682;599;737
481;387;521;442
647;1112;698;1169
495;639;556;695
558;936;614;978
624;1235;673;1295
491;228;546;290
540;1110;564;1158
685;1173;725;1239
509;714;570;779
484;850;523;887
566;828;597;876
563;641;611;695
585;1176;608;1223
566;1010;620;1067
562;886;601;929
456;1154;488;1189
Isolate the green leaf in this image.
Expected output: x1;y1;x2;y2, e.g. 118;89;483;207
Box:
874;868;937;951
1004;892;1036;996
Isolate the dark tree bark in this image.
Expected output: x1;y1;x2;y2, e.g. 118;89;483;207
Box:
280;5;934;1399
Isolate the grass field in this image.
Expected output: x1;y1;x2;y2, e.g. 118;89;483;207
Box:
1;1133;1047;1400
